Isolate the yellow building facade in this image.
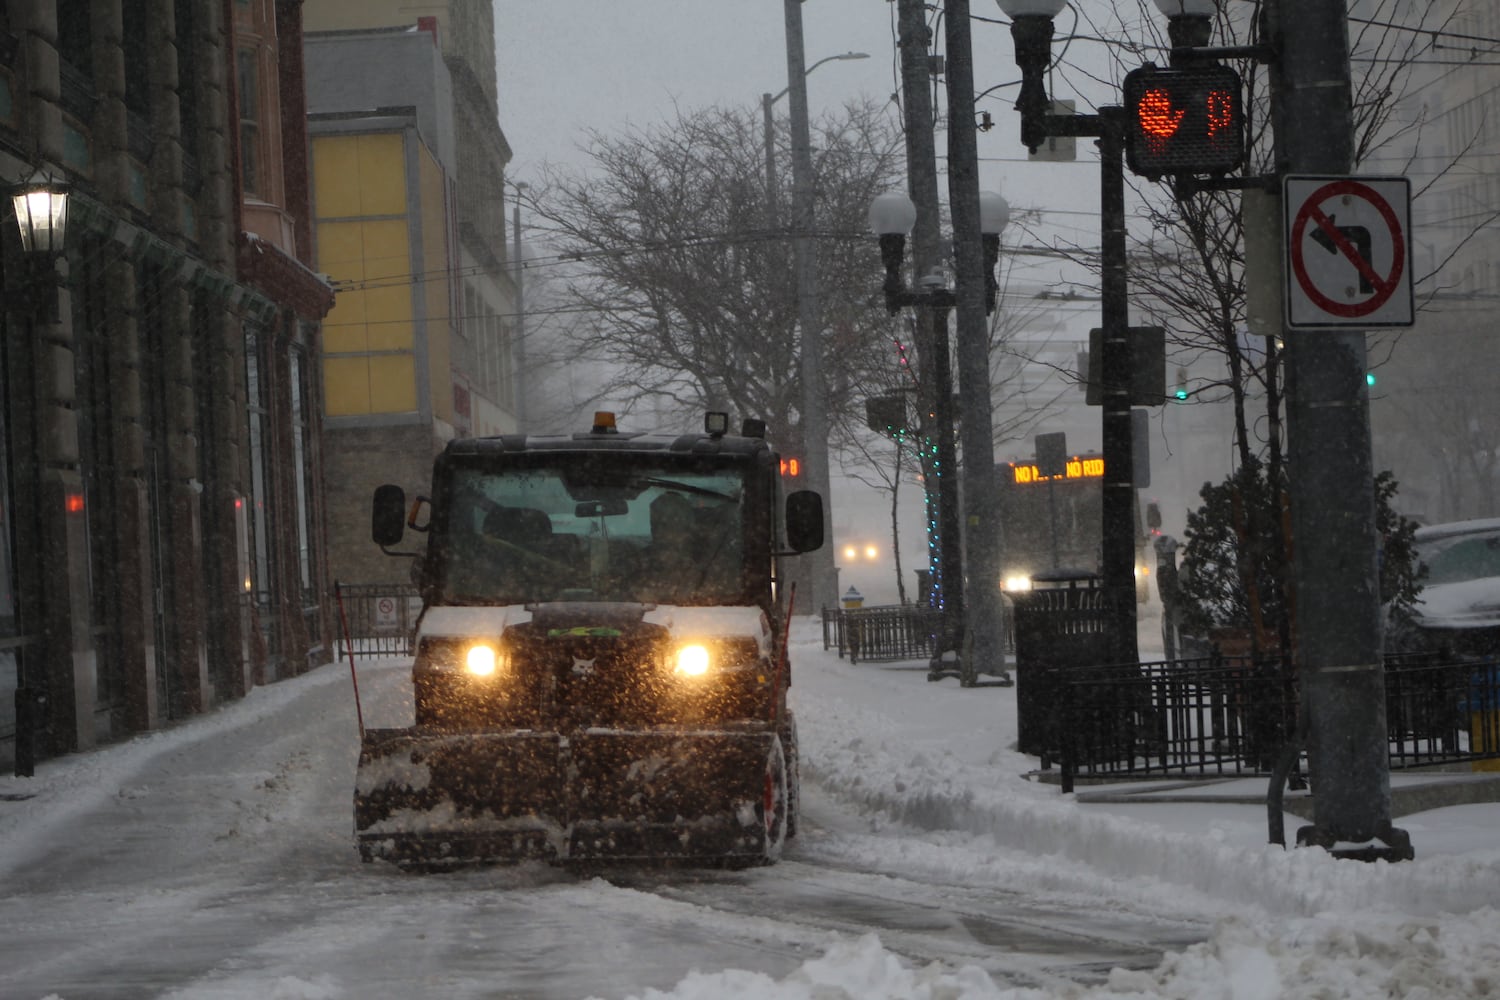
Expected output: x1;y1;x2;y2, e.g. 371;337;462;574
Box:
313;131;454;425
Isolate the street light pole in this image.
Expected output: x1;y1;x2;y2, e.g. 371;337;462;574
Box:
6;173;69;777
892;0;953;653
943;0;1010;683
869;191;1010;681
780;3;862;616
763;51;868;233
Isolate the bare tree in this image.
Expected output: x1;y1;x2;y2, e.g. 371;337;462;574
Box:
524;98;907;449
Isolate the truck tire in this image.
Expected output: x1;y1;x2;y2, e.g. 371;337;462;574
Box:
756;737;788;865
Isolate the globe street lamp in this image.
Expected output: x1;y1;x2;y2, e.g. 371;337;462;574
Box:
868;189;1010;679
1151;0;1216;56
997;0;1067;153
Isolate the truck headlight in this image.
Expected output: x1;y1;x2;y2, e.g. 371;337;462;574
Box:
1004;575;1033;592
465;643;503;677
675;644;711;678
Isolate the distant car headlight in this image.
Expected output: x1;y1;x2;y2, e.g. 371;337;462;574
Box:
675;644;711;677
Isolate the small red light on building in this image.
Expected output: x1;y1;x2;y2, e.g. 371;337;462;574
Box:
65;493;85;514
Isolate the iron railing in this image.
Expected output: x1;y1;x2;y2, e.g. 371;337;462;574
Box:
334;583;419;658
822;605;945;663
1044;652;1500;788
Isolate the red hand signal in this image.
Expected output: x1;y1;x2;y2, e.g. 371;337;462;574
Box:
1136;87;1184;158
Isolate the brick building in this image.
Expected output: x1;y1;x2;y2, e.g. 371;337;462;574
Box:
0;0;334;771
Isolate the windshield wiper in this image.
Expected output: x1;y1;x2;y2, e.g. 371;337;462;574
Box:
632;477;738;502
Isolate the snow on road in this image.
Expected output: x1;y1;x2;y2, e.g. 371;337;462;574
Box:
0;620;1498;999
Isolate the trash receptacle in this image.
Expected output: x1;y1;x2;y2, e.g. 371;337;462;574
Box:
1466;664;1500;773
1012;570;1111;759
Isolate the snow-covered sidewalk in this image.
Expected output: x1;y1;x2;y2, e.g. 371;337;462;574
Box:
736;620;1500;1000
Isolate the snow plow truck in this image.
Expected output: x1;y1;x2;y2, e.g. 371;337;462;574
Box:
355;411;824;868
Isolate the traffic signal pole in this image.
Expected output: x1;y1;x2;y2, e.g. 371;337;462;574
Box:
1004;67;1140;666
1268;0;1411;861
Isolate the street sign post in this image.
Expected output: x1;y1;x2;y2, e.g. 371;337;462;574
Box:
1284;175;1413;329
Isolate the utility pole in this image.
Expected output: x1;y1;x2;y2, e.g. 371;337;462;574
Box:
942;0;1005;680
511;181;527;426
894;0;963;660
1268;0;1411;860
783;0;837;616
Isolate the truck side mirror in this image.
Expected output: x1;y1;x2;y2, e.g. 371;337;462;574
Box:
372;484;408;547
785;490;824;554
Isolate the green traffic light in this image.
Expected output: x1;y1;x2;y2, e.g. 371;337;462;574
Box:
1174;387;1189;401
1366;372;1376;387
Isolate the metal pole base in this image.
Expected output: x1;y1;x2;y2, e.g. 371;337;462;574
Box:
927;654;1014;687
1295;823;1415;862
927;649;962;683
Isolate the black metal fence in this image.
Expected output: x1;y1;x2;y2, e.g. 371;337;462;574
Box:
333;583;419;658
822;605;945;663
1039;652;1500;788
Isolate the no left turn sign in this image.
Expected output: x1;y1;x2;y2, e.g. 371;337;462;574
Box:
1284;175;1413;329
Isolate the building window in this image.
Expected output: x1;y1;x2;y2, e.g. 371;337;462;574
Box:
175;0;200;152
57;0;93;77
122;0;150;115
127;159;149;211
61;117;92;175
237;49;260;197
289;346;312;593
244;326;275;664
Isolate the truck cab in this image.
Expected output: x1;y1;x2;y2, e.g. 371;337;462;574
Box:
357;412;823;867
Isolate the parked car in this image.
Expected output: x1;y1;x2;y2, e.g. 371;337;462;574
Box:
1401;518;1500;660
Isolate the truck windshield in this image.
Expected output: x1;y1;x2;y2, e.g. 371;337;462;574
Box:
435;462;749;606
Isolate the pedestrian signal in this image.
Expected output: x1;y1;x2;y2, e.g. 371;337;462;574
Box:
1123;64;1244;179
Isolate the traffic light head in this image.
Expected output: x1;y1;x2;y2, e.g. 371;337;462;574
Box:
1123;64;1245;179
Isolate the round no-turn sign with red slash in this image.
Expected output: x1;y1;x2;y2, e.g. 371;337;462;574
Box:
1284;175;1414;329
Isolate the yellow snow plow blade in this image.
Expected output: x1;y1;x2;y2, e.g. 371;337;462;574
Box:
354;727;787;867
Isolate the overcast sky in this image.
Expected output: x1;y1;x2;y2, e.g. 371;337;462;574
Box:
491;0;1124;251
